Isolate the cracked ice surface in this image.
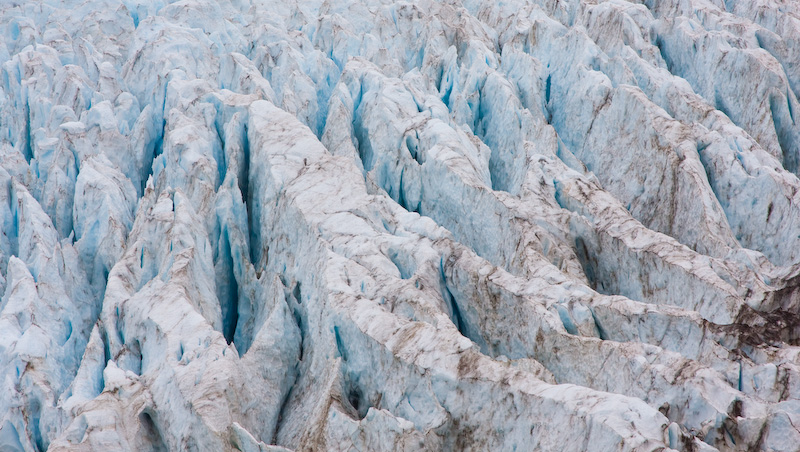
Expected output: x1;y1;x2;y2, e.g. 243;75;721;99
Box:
2;0;800;450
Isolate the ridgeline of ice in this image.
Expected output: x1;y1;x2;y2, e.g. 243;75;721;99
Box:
2;0;800;450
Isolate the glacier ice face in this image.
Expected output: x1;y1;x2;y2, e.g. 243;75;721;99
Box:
2;0;800;450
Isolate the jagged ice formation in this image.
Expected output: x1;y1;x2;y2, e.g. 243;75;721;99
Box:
2;0;800;450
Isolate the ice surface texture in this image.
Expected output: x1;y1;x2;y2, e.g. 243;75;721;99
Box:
2;0;800;450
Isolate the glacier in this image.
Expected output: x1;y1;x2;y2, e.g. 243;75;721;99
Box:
1;0;800;450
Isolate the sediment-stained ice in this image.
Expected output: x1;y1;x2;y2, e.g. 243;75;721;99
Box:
2;0;800;451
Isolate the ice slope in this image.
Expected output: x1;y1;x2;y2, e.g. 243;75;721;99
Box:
1;0;800;450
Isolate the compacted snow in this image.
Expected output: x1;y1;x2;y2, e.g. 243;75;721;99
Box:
2;0;800;450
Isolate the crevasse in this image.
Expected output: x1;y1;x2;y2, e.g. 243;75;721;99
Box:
2;0;800;451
